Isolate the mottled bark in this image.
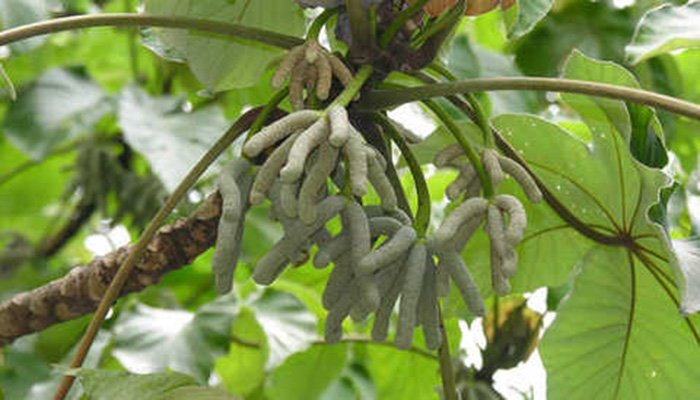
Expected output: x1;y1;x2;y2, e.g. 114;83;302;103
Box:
0;193;223;346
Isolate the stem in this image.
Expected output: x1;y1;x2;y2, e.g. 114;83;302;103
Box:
406;72;479;121
411;0;465;49
368;5;378;44
246;88;289;140
0;13;303;50
375;114;431;237
0;63;16;100
346;0;373;61
438;304;458;400
53;108;265;400
438;90;628;246
383;149;414;218
466;94;492;146
494;130;625;245
426;64;493;147
359;77;700;121
123;0;139;81
378;0;430;49
329;64;374;109
492;294;499;342
423;99;495;198
306;8;338;41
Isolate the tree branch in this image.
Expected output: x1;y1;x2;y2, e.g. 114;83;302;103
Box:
54;107;267;399
0;13;303;50
0;192;222;347
359;77;700;121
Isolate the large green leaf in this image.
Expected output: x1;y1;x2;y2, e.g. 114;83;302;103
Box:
245;289;318;369
491;112;700;398
214;289;318;396
321;364;376;400
417;119;593;296
479;51;700;397
540;246;700;399
18;330;112;400
111;296;238;383
265;344;348;400
143;0;305;91
446;35;537;115
78;369;197;400
503;0;552;39
3;68;110;160
0;350;50;400
460;171;593;297
214;308;266;397
561;50;667;169
0;0;51;52
626;1;700;65
117;86;229;192
513;0;635;77
366;345;439;400
160;386;235;400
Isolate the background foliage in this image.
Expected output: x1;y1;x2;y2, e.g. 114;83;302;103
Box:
1;0;699;399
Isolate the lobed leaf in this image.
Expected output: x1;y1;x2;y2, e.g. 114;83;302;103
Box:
480;52;700;397
540;246;700;399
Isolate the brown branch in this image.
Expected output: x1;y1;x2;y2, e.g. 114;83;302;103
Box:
0;192;223;347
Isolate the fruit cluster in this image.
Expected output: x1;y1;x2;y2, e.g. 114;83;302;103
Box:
211;37;541;350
